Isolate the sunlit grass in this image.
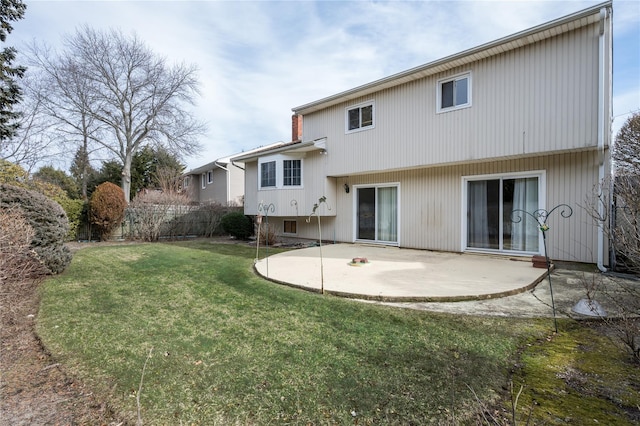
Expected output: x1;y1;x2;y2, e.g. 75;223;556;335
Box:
38;241;547;424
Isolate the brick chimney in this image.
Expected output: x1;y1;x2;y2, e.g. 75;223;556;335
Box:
292;114;303;142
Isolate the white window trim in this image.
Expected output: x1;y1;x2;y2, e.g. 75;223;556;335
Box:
258;160;277;189
258;154;305;190
460;170;546;256
201;173;206;189
345;100;375;134
352;182;401;246
436;71;472;113
283;159;303;187
207;170;214;184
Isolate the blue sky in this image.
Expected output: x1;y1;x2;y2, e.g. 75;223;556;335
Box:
11;0;640;170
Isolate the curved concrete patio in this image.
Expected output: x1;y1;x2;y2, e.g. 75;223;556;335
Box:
254;244;548;302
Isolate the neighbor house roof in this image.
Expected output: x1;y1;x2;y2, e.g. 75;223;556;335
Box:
292;0;611;115
185;142;287;175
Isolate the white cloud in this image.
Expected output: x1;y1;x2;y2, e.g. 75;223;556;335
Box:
10;0;639;170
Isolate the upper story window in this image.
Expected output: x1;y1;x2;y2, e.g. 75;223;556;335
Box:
207;170;213;184
437;72;471;113
283;159;301;186
260;161;276;188
346;101;374;133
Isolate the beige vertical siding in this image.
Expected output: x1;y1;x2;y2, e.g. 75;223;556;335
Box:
301;23;600;177
207;167;228;203
264;217;338;243
331;151;602;263
228;165;245;205
243;151;337;217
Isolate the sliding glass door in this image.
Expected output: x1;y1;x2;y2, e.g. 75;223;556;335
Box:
466;175;540;253
357;185;398;243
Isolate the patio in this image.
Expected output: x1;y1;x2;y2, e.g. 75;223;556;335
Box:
254;243;548;302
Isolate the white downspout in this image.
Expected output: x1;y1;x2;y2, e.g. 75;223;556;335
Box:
596;6;610;272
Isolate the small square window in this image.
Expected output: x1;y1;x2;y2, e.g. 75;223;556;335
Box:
346;102;375;133
260;161;276;188
437;72;471;113
283;220;297;234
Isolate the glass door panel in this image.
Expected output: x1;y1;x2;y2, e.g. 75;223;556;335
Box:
377;187;398;242
503;178;539;251
357;186;398;243
357;187;375;240
467;179;500;249
467;177;539;252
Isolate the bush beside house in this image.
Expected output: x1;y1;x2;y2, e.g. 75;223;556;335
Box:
221;212;253;240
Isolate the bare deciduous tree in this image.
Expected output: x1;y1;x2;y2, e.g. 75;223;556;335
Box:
0;75;59;171
613;112;640;177
582;112;640;362
611;113;640;273
153;165;184;194
28;26;205;202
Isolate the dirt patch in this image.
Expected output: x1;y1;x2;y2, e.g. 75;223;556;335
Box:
0;273;123;425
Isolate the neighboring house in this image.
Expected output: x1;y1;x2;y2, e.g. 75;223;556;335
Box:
235;2;613;266
182;154;245;205
183;144;286;205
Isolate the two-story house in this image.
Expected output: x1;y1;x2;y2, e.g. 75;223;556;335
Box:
182;154;246;205
235;1;613;267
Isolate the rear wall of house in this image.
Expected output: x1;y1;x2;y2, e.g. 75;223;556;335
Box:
301;22;603;176
328;151;604;264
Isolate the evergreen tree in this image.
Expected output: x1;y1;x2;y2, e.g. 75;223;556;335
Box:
34;165;80;199
0;0;27;141
69;145;97;199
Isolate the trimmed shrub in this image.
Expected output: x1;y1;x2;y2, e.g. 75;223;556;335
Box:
90;182;126;241
0;184;72;274
221;212;253;240
1;160;84;240
55;196;84;241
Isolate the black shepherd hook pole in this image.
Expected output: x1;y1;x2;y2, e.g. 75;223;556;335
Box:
511;204;573;333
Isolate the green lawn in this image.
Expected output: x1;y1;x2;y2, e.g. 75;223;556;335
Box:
35;241;635;425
